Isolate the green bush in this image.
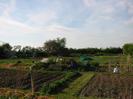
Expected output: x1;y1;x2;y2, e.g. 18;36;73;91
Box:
88;61;100;71
33;58;100;72
33;62;49;70
48;58;56;64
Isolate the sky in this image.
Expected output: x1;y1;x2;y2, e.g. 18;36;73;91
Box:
0;0;133;48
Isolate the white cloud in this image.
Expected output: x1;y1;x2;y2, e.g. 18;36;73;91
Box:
83;0;96;7
98;15;113;21
0;15;82;48
0;2;6;11
27;10;57;26
44;24;77;33
115;0;127;10
124;17;133;26
118;0;133;15
127;3;133;15
83;0;115;24
0;17;35;34
102;5;114;15
3;0;16;17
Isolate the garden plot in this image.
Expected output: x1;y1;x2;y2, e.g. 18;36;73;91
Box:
0;69;64;91
80;73;133;99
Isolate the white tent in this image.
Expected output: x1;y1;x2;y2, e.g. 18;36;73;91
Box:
40;58;49;63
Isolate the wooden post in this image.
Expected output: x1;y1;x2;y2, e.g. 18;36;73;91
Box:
30;64;35;95
127;55;131;72
119;55;123;73
108;61;111;72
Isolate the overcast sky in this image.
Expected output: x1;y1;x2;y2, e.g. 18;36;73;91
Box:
0;0;133;48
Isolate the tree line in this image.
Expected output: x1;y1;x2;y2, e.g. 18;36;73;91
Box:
0;38;132;59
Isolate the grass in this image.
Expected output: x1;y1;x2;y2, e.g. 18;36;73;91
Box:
0;59;39;68
0;55;132;68
49;55;133;66
0;58;38;64
92;55;133;64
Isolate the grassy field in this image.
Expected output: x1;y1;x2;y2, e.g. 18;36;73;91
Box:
0;59;39;65
92;55;133;64
0;55;132;66
0;59;39;69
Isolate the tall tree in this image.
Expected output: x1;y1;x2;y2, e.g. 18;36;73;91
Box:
43;38;67;56
123;43;133;56
0;43;12;58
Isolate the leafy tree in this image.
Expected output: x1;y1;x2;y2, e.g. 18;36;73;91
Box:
0;43;12;58
102;47;122;55
12;45;22;51
123;43;133;56
68;47;122;56
43;38;67;56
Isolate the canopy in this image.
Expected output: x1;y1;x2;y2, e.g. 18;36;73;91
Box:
80;55;92;62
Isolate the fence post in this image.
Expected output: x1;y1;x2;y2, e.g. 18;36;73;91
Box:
30;62;35;95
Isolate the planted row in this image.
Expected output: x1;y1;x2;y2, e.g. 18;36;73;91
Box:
0;68;64;91
40;72;81;95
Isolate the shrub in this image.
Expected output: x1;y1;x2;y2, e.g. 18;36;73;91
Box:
16;60;22;64
89;61;100;71
33;62;49;70
48;58;56;64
